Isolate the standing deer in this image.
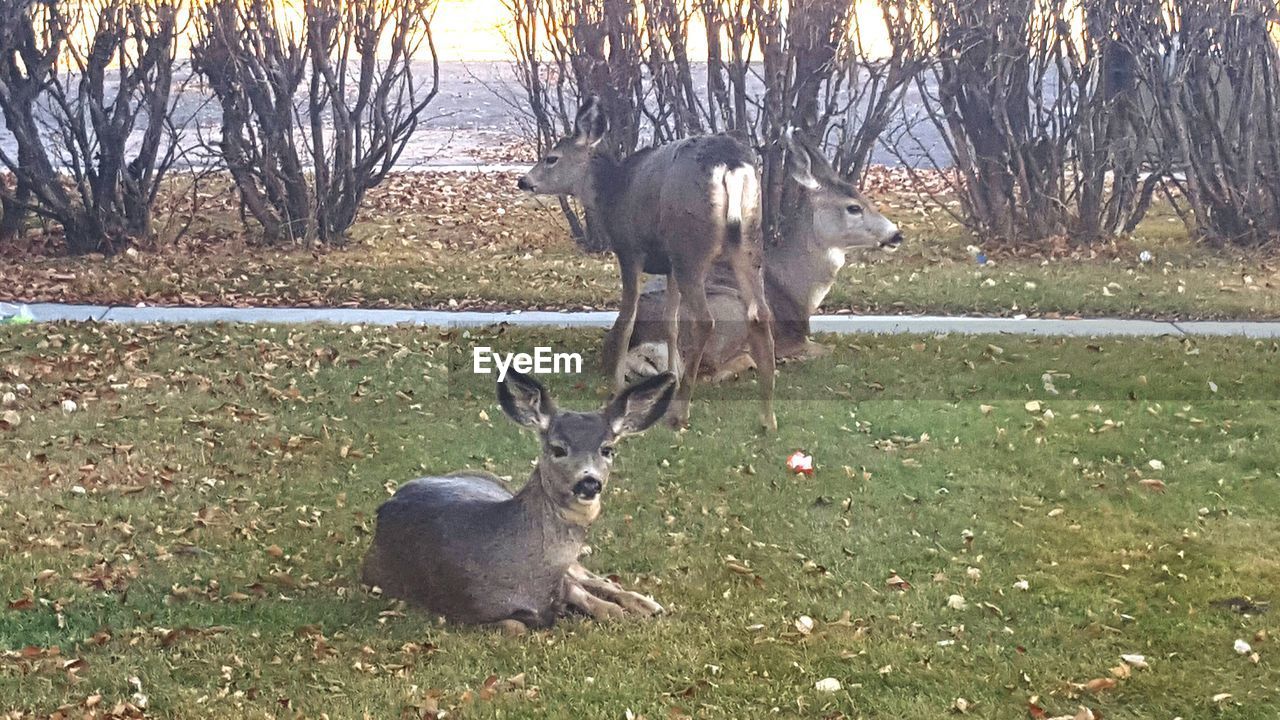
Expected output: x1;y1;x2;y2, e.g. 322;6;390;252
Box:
624;129;904;380
516;96;776;431
361;370;675;633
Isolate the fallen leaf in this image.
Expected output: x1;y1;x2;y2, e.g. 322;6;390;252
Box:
1120;653;1149;669
1080;678;1116;693
814;677;841;693
886;573;911;591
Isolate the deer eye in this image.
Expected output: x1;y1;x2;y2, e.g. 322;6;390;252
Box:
599;445;615;460
846;204;863;216
545;156;559;166
549;444;568;458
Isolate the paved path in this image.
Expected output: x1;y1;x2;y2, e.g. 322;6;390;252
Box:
13;302;1280;338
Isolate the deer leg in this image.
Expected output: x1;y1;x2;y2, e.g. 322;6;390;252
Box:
785;340;830;363
667;265;714;429
709;351;757;384
729;249;777;432
568;564;664;616
564;579;626;621
603;252;645;392
661;271;684;381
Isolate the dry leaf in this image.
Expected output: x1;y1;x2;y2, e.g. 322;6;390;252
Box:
1080;678;1117;693
886;573;911;591
1121;653;1148;669
814;678;841;693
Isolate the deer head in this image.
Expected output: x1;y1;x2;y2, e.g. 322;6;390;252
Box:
782;128;903;252
517;96;609;197
496;369;675;525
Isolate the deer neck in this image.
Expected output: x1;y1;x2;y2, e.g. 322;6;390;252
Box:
581;153;628;222
769;207;847;317
513;466;595;539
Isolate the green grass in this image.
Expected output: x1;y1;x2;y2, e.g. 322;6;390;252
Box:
1;323;1278;719
2;172;1278;320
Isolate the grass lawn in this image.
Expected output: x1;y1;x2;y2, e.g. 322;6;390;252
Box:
1;323;1278;719
2;172;1278;320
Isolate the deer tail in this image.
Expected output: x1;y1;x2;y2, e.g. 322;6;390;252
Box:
719;164;756;245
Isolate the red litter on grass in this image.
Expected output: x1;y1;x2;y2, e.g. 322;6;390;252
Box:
786;451;814;476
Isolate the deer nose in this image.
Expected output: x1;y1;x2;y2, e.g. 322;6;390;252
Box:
516;176;533;191
572;476;602;500
880;232;904;249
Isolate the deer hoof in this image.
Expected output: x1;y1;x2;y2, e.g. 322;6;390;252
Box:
616;590;665;617
567;582;626;621
587;597;626;621
493;619;528;637
709;369;737;384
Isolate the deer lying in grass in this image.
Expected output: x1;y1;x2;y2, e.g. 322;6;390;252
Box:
624;129;903;381
517;96;776;431
362;370;675;632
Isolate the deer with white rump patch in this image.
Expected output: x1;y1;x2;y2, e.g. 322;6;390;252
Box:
361;370;675;632
624;128;904;381
517;96;776;431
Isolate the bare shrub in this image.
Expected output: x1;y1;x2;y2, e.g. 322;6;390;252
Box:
0;0;184;255
192;0;439;246
1130;0;1280;246
902;0;1162;244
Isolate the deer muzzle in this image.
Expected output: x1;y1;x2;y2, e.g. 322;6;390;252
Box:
572;476;603;501
880;232;904;251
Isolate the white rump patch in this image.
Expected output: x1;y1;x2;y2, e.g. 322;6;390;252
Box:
718;165;757;226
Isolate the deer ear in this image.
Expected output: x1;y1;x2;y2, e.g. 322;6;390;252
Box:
497;370;555;430
606;372;676;436
573;95;608;148
783;128;821;190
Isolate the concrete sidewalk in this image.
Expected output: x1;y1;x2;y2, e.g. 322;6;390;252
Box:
13;302;1280;338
